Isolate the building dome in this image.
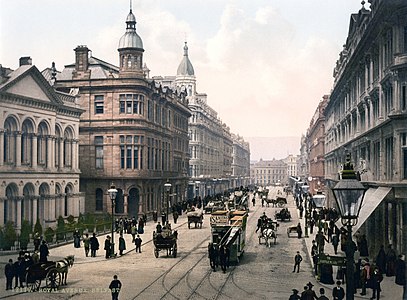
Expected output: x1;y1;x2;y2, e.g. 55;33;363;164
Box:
177;42;194;76
118;10;143;50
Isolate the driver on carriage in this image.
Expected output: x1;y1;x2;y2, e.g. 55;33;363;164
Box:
256;212;268;232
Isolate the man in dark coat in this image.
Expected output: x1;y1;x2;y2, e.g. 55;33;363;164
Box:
371;266;383;299
395;255;406;286
134;235;142;253
376;245;386;274
288;288;300;300
89;233;99;257
208;243;218;272
385;244;397;276
104;236;112;259
39;240;49;262
219;245;229;273
109;274;122;300
118;234;126;256
301;282;317;299
332;281;345;300
5;259;14;290
293;251;303;273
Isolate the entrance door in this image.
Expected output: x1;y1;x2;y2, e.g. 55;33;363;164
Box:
128;188;139;218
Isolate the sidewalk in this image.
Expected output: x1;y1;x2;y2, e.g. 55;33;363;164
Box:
295;198;404;299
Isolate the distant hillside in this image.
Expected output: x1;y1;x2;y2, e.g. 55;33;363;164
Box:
244;136;300;161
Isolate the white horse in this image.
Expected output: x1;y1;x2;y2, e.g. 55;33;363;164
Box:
260;228;277;247
55;255;74;285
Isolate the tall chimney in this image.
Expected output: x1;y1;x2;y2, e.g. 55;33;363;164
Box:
19;56;32;66
73;45;91;79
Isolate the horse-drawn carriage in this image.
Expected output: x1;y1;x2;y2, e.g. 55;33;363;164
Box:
258;219;278;247
153;229;178;258
187;208;203;229
265;196;287;207
274;208;291;221
25;255;74;292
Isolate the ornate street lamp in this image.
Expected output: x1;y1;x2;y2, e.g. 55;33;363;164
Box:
301;182;310;238
164;181;172;226
107;184;118;258
331;155;366;300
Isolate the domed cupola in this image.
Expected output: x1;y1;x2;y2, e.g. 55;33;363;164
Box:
177;42;195;76
118;7;144;77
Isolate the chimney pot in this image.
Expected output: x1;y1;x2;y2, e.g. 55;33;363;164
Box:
19;56;32;66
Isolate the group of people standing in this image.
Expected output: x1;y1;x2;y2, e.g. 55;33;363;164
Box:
208;242;230;273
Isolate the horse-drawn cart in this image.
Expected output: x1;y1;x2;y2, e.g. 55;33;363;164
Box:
153;230;178;258
275;208;291;221
25;255;74;292
187;208;203;229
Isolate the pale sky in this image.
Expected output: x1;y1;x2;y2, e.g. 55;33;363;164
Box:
0;0;366;140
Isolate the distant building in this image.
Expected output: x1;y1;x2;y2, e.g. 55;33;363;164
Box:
282;154;299;178
251;159;288;186
54;8;190;218
0;58;84;229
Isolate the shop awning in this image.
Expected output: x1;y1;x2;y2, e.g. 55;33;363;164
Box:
351;187;391;234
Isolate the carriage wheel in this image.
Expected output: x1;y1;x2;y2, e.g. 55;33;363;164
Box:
45;269;61;290
278;201;285;207
26;274;41;292
154;248;159;258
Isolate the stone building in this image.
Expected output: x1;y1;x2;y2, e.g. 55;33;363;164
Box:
0;57;84;230
231;134;250;188
251;158;288;186
153;43;249;198
282;154;299;179
324;0;407;255
304;95;328;194
54;8;191;218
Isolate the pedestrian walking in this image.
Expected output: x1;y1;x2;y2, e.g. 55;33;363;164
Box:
371;266;383;300
296;223;303;239
252;197;256;207
131;224;137;242
385;244;397;276
293;251;302;273
156;222;162;233
332;281;345;300
173;210;179;224
208;242;218;272
105;236;112;259
73;229;81;248
318;288;329;300
138;217;144;234
134;234;142;253
83;233;90;257
301;282;317;299
395;255;406;286
288;288;300;300
219;245;229;273
33;232;41;251
332;233;339;254
118;234;126;255
5;259;14;290
39;240;49;262
109;274;122;300
90;233;99;257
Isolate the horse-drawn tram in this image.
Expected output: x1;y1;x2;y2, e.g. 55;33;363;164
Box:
153;228;178;258
210;210;248;264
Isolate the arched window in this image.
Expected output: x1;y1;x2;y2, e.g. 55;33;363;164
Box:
55;126;61;168
4;117;18;164
5;183;18;224
64;184;73;216
64;127;73;167
21;119;34;165
37;122;48;166
39;183;50;222
95;188;104;211
127;55;132;68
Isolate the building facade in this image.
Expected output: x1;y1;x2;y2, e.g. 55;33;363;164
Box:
324;0;407;255
0;58;84;230
251;158;288;186
283;154;299;179
154;43;249;198
305;95;328;194
54;9;191;218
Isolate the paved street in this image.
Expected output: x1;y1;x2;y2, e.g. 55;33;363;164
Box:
0;187;403;299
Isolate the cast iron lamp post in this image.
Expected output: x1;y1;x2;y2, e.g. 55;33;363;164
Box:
164;182;172;225
331;155;366;300
107;184;118;257
302;183;310;238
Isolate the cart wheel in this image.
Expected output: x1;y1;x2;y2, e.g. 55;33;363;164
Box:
45;269;61;290
26;274;41;292
278;201;285;207
154;248;159;258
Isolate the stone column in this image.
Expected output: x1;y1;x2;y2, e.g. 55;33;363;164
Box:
0;198;4;225
72;139;78;170
50;196;56;223
124;194;128;215
32;197;38;224
16;197;22;230
15;131;22;167
0;131;4;167
32;134;38;168
59;138;64;169
47;136;53;169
